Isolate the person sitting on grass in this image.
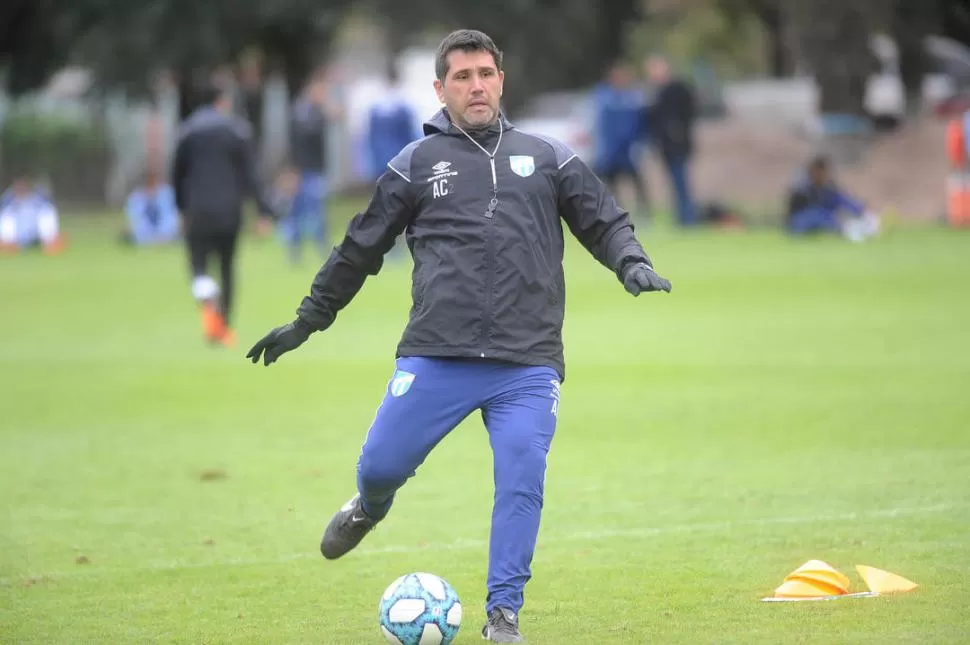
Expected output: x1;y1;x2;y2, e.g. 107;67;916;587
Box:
120;168;181;247
0;174;65;255
786;155;880;242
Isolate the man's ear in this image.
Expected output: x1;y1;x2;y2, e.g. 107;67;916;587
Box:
433;78;445;104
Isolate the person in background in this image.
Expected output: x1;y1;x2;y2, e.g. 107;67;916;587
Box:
172;83;276;347
0;174;64;255
366;66;421;184
644;55;698;227
786;155;880;242
267;164;300;235
591;61;650;219
284;71;342;265
121;168;180;246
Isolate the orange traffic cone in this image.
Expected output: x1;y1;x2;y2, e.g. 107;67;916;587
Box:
856;565;918;594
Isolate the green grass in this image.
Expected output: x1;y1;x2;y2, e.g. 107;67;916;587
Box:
1;205;969;644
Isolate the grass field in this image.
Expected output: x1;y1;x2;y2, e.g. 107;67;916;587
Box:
2;205;969;644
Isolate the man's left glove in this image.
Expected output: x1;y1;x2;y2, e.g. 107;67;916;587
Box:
246;318;314;366
622;262;672;296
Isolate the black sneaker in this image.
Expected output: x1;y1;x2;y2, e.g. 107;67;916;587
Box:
319;495;379;560
482;607;524;643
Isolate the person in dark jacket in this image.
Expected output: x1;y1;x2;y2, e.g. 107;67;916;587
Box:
172;84;274;346
644;55;698;227
246;29;671;643
282;72;341;265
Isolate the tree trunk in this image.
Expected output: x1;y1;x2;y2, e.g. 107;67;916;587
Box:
759;4;790;78
789;0;877;117
787;0;882;164
892;0;941;118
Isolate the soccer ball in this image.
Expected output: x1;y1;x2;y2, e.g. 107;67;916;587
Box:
378;572;462;645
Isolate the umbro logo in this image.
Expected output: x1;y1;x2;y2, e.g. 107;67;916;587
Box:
429;160;458;197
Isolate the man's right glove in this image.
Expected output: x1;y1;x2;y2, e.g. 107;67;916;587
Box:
246;318;314;366
622;262;672;296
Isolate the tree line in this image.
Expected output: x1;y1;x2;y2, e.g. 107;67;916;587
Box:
0;0;965;116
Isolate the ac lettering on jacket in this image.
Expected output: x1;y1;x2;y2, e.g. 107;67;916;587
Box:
429;160;457;199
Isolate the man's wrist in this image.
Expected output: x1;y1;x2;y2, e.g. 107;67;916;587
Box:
293;317;315;336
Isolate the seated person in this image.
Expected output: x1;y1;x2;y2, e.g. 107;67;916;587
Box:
786;155;879;242
0;175;64;254
120;169;180;246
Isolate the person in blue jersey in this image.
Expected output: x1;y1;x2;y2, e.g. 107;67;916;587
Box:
0;174;64;255
121;168;180;246
591;61;650;219
366;66;421;184
786;155;880;242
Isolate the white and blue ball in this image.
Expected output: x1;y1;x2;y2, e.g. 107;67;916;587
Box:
378;572;462;645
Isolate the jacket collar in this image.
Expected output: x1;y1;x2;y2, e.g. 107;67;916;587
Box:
423;108;513;138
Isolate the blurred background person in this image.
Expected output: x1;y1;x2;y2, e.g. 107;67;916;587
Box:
284;70;342;265
120;168;180;247
644;54;698;227
0;174;64;255
365;65;421;184
172;83;275;347
591;61;650;220
785;154;880;242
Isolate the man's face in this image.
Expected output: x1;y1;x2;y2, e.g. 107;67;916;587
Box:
646;57;669;84
434;49;504;129
308;79;328;106
11;178;30;197
810;165;829;186
610;65;633;88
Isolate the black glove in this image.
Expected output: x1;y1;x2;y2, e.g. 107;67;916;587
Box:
622;262;672;296
246;318;314;366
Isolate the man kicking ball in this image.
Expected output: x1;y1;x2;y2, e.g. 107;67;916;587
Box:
247;29;671;642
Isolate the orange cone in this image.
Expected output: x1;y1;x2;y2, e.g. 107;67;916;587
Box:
855;565;918;594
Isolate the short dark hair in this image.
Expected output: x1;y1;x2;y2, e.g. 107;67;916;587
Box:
196;82;227;107
809;154;830;173
435;29;503;81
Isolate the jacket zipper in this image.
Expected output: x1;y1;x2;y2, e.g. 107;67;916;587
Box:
453;120;503;359
482;157;498;357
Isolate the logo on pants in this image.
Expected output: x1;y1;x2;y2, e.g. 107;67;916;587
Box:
550;379;561;416
390;370;416;397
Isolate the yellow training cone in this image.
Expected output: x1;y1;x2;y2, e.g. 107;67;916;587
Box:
783;560;851;593
856;565;918;594
774;578;846;599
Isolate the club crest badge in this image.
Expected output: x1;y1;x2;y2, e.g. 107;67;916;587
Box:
509;155;535;178
389;370;416;397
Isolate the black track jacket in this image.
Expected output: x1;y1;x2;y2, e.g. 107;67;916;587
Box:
295;109;654;378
